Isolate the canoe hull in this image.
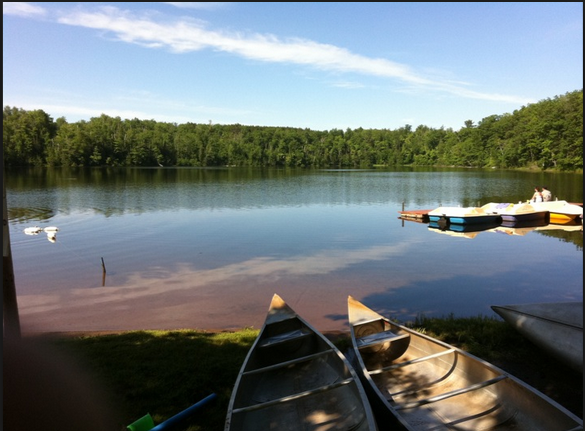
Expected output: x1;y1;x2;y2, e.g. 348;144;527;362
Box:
225;294;378;431
348;296;583;431
492;302;583;373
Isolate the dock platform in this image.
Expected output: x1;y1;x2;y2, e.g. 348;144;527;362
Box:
398;209;431;222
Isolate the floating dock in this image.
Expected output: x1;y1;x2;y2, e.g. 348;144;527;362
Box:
400;203;583;224
398;209;431;222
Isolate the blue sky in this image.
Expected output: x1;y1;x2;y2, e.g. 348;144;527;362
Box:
3;2;583;131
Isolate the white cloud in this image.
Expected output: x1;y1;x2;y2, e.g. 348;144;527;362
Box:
331;81;366;89
51;5;533;106
3;2;46;17
163;2;233;11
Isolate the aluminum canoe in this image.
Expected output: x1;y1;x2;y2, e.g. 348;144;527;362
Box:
225;294;378;431
492;301;583;373
348;295;583;431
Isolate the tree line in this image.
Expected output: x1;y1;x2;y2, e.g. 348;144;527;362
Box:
3;89;582;171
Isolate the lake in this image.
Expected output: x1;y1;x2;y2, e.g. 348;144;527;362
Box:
5;167;583;333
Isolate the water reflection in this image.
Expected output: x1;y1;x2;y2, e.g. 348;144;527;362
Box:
23;226;59;243
535;222;583;233
427;219;501;239
6;167;583;333
7;167;584;217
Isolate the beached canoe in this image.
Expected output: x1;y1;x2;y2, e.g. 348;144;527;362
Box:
492;301;583;373
347;295;583;431
225;294;378;431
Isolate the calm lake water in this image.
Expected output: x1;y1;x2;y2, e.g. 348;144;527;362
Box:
5;167;583;333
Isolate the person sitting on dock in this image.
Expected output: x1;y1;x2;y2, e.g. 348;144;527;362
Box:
541;186;552;202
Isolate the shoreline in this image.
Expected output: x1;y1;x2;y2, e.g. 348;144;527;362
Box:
19;328;351;341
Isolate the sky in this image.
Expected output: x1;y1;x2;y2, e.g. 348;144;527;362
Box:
3;2;583;132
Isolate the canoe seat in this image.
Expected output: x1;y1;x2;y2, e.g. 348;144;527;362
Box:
242;350;335;376
357;330;409;349
258;328;312;348
370;349;457;375
231;378;354;414
394;375;508;410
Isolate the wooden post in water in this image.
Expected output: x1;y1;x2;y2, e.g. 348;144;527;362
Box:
3;170;21;338
101;257;106;286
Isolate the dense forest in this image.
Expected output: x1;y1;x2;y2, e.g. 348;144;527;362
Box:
3;89;582;171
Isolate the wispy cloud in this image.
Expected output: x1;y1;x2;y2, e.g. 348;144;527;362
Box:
330;81;367;90
163;2;233;11
15;99;251;124
3;2;45;17
5;3;534;106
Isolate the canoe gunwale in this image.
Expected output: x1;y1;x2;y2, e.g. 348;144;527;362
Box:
493;307;583;331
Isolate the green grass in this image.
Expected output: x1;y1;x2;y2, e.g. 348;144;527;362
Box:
49;328;260;431
410;313;534;362
14;317;583;431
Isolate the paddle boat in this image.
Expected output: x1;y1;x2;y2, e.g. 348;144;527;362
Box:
427;206;502;225
481;202;549;223
530;200;582;224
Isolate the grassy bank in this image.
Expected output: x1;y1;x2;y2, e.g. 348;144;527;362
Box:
10;315;583;431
